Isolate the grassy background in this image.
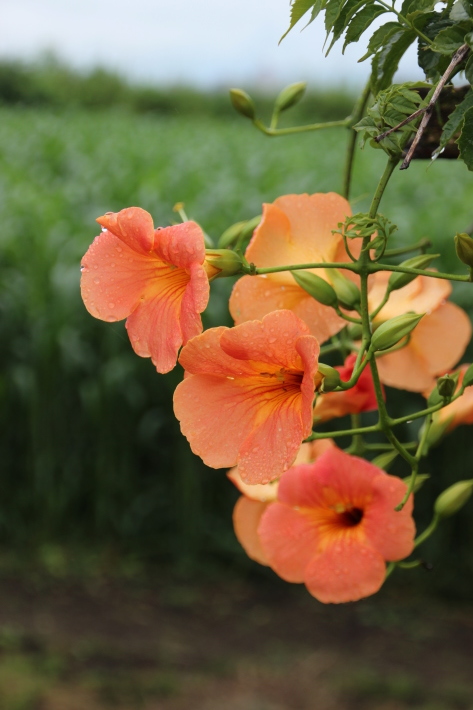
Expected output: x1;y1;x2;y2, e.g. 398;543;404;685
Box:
0;61;472;598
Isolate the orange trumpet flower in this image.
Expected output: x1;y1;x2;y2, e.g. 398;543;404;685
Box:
258;448;415;603
369;272;471;392
427;364;473;435
173;310;321;485
81;207;210;374
229;193;355;343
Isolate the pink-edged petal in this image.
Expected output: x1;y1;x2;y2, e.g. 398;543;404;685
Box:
220;310;313;370
179;263;210;344
277;448;379;509
258;503;319;582
153;221;206;269
233;497;270;565
304;537;386;603
178;327;257;377
363;475;415;561
81;230;156;322
237;392;307;484
173;374;259;469
96;207;155;254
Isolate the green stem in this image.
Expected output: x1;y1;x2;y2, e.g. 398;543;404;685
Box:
252;261;359;275
371;262;470;283
383;238;432;257
369;158;399;219
414;514;440;548
343;80;371;200
253;118;350;137
376;0;434;45
307;423;380;441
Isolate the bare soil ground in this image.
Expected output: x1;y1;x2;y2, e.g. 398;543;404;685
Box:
0;573;471;710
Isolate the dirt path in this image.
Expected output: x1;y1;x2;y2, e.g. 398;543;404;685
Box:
0;574;471;709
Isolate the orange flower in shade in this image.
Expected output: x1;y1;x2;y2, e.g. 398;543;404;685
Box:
313;353;380;423
173;310;321;484
426;364;473;435
258;448;415;603
228;440;335;566
368;271;472;392
80;207;210;374
229;193;355;344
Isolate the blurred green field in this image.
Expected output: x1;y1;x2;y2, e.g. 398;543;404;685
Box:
0;103;473;595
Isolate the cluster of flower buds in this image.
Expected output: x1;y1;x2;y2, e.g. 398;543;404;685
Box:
80;192;473;603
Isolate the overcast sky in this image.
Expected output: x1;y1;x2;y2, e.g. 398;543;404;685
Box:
1;0;422;88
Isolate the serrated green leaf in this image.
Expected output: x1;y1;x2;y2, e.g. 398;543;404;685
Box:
343;5;389;52
430;22;471;54
401;0;436;14
457;105;473;169
371;29;417;94
324;0;346;35
325;0;364;54
436;89;473;155
358;22;403;62
450;0;472;21
280;0;318;42
466;53;473;82
307;0;325;26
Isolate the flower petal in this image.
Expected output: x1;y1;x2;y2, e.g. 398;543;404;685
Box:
304;537;386;603
369;271;451;321
96;207;155;254
258;503;319;582
363;475;415;561
154;221;206;269
81;230;156;322
377;302;472;392
233;497;270;565
178;327;257;377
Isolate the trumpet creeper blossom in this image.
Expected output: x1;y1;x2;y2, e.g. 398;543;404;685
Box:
427;364;473;434
229;193;355;344
369;272;471;392
173;310;321;485
314;354;380;423
228;440;335;566
80;207;210;374
258;448;416;603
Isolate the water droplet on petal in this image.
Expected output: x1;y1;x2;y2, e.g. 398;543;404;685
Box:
94;278;100;285
108;302;115;309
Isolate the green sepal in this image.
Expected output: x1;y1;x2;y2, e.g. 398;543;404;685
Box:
291;271;338;307
318;362;342;392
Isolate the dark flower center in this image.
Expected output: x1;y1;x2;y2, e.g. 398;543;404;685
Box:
339;507;364;526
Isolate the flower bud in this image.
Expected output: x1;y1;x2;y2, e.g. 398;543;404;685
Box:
274;82;307;113
437;374;457;399
347;323;363;340
454;232;473;269
434;479;473;518
387;254;439;292
204;249;246;279
229;89;255;119
317;363;341;392
423;417;451;450
370;313;424;352
329;269;360;310
292;271;338;307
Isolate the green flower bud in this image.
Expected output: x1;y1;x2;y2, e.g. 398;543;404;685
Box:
402;473;430;494
204;249;246;279
437;374;457;399
347;323;363;341
454;232;473;269
370;313;424;352
274;82;307;113
229;89;255;119
291;271;338;307
317;363;341;392
434;480;473;518
329;269;360;310
387;254;440;292
423;417;451;450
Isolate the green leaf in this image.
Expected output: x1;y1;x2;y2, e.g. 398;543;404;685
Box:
401;0;436;14
358;21;403;62
280;0;318;42
325;0;367;55
324;0;346;36
343;5;389;52
430;22;471;54
450;0;472;21
436;89;473;155
457;105;473;170
371;29;417;94
465;53;473;83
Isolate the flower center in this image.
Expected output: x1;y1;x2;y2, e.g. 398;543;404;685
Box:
338;507;364;527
